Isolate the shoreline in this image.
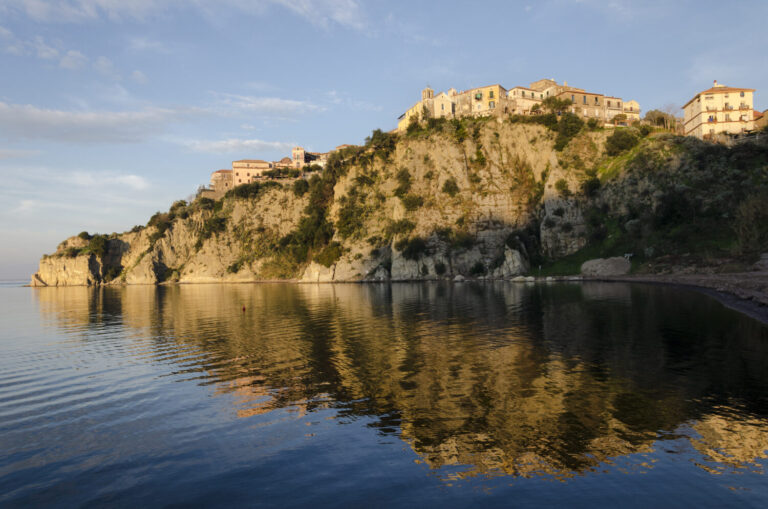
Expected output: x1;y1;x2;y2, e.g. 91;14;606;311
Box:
593;272;768;326
22;272;768;325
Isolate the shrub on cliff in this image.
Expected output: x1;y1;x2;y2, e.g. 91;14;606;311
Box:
605;129;639;156
401;194;424;211
554;113;584;151
441;177;459;197
394;168;412;197
87;235;108;257
314;242;343;267
735;192;768;253
292;179;309;197
395;236;428;260
555;178;571;197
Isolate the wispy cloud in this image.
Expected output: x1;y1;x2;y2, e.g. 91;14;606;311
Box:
183;137;295;154
126;36;172;54
93;55;120;79
212;92;325;116
130;69;148;84
59;49;87;69
326;90;382;112
0;148;38;159
2;0;368;30
0;101;202;143
69;171;150;190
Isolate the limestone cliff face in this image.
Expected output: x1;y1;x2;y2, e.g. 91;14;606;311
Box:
31;120;610;286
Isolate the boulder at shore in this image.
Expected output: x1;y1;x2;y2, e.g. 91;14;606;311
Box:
580;257;631;277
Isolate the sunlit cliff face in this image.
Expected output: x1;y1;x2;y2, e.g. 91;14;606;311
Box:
36;282;768;480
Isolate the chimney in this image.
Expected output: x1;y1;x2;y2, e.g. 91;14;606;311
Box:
564;80;568;87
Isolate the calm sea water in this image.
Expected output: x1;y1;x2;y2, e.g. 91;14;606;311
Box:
1;282;767;508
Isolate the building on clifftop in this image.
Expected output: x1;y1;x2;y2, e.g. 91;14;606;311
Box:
683;81;756;139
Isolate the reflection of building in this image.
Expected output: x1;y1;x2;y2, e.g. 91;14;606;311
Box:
683;80;756;139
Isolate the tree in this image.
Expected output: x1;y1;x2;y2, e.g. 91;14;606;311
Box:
644;109;676;130
612;113;628;126
541;96;573;115
605;129;639;156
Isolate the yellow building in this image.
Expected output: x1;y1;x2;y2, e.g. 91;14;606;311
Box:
396;85;508;132
232;159;272;185
683;81;755;139
623;100;641;122
453;84;508;117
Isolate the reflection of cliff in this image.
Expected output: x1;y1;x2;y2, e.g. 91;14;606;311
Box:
35;282;768;479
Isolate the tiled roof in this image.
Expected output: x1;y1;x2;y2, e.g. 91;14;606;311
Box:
683;86;756;108
233;159;268;163
213;169;232;174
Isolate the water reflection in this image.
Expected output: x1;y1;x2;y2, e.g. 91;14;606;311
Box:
35;282;768;480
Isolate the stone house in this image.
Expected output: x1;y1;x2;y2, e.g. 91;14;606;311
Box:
623;100;641;122
233;159;272;185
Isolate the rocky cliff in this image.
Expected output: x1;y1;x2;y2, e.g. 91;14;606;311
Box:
31;116;768;286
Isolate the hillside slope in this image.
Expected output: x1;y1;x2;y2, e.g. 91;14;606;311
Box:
30;117;768;286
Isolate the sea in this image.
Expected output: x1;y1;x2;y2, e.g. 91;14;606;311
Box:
1;281;767;507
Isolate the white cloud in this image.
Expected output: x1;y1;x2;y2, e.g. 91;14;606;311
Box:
31;35;58;59
126;36;171;54
325;90;382;112
93;55;120;78
184;137;295;154
131;70;148;83
268;0;366;30
213;92;325;116
59;49;87;69
0;25;12;38
1;0;368;30
0;101;201;143
70;171;149;190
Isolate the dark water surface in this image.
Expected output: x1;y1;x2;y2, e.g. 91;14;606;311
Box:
1;282;768;507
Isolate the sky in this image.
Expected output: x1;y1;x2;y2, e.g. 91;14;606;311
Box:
1;0;766;279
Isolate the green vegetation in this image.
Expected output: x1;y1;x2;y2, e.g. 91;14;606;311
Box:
401;194;424;211
735;192;768;254
554;113;585;151
292;179;309;197
441;177;459;197
554;178;571;198
226;180;282;200
395;236;428;260
393;168;412;197
605;129;639;156
314;241;343;267
262;168;301;179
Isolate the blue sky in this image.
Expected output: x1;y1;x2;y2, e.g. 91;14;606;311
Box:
1;0;766;279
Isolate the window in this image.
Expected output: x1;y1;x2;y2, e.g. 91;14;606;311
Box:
441;104;444;111
489;101;495;109
607;100;611;107
740;91;745;97
522;91;525;97
594;97;599;104
489;91;494;99
583;96;587;104
571;94;575;102
725;114;731;121
540;94;543;99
